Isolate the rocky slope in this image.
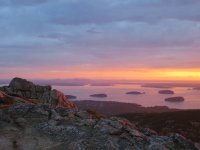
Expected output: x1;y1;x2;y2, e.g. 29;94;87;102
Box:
0;104;199;150
0;77;76;109
118;111;200;144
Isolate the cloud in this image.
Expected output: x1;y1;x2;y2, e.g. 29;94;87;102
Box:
161;0;200;5
0;0;50;6
45;0;200;25
86;27;102;34
0;0;200;78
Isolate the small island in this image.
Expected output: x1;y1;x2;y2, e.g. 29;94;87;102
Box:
126;91;145;95
193;87;200;90
158;90;174;94
65;95;77;99
165;97;184;102
90;94;108;98
90;83;114;86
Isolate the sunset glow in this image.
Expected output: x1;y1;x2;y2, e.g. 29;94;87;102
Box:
1;67;200;81
0;0;200;81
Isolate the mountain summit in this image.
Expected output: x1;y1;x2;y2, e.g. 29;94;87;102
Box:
0;78;199;150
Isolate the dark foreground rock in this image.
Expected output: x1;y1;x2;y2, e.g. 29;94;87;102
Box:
158;90;174;94
165;97;185;102
90;93;107;98
0;77;76;109
0;90;36;109
126;91;145;95
0;104;198;150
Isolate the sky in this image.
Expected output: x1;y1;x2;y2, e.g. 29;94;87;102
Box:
0;0;200;81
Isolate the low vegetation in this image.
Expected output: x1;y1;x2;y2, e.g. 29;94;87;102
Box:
118;110;200;143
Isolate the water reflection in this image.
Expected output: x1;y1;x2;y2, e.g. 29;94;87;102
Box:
53;84;200;109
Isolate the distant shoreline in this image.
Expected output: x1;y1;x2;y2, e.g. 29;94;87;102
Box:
1;79;200;88
73;100;181;116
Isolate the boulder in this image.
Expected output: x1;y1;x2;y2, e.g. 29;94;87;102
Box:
3;77;52;100
0;77;76;109
9;77;35;91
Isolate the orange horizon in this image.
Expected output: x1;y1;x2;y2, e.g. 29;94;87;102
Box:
1;67;200;81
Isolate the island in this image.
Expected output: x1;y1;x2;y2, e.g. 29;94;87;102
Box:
90;93;108;98
193;87;200;90
90;83;114;86
165;97;185;102
126;91;145;95
158;90;174;94
65;95;77;99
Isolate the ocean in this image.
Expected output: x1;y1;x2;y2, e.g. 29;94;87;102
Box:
53;84;200;109
1;83;199;109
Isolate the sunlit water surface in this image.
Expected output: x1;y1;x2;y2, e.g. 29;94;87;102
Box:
53;84;200;109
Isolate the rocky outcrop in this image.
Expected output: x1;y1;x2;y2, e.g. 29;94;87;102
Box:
0;104;198;150
0;91;35;108
158;90;174;94
5;77;52;99
165;97;185;102
0;77;76;109
0;91;14;105
50;90;76;108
